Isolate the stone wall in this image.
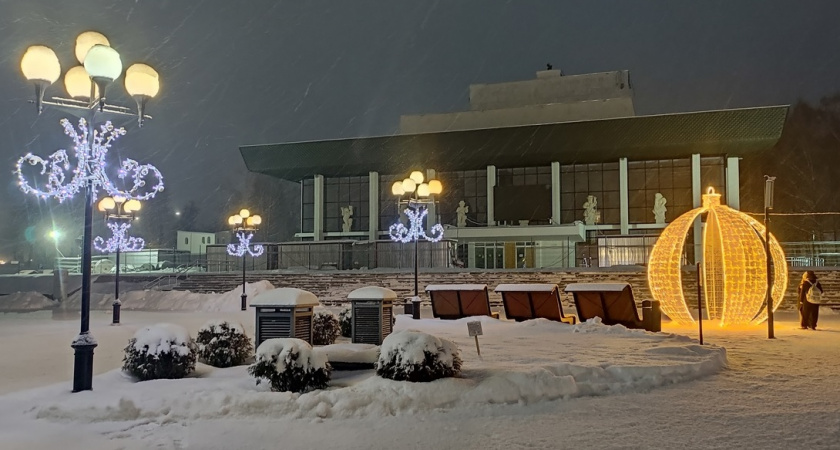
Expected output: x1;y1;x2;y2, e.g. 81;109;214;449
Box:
176;267;840;309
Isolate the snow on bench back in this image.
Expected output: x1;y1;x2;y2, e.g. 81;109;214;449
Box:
494;283;558;292
564;283;630;292
250;287;320;307
347;286;397;300
425;284;487;291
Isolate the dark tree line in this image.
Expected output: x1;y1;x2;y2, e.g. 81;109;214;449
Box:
741;95;840;242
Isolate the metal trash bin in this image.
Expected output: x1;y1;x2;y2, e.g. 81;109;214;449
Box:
250;288;320;347
348;286;396;345
642;299;662;332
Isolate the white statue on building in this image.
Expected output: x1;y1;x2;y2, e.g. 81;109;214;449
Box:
583;195;599;225
341;205;353;232
653;193;667;224
456;200;469;228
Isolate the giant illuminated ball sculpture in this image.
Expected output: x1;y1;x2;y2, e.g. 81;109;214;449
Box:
648;188;787;326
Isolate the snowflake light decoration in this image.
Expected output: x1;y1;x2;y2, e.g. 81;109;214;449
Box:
227;231;265;257
93;222;145;253
15;118;164;203
389;206;444;244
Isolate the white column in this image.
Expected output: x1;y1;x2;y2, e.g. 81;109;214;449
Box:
726;157;740;210
487;165;496;226
426;169;437;232
313;174;324;241
369;171;379;241
551;161;561;224
691;154;702;263
619;157;629;235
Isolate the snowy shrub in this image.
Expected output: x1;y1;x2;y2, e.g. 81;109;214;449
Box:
376;330;462;382
312;309;341;345
196;320;253;368
247;338;331;393
123;323;197;381
338;306;352;338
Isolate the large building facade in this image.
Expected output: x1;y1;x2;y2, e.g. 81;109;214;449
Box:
240;69;787;269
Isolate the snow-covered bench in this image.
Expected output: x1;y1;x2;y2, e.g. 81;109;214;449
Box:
564;283;660;332
425;284;499;320
495;283;576;324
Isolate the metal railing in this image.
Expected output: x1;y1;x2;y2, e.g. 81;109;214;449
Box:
142;260;205;291
203;240;456;272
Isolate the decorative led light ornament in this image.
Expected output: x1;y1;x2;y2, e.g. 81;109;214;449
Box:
94;222;145;253
647;188;788;326
226;232;265;258
15;118;165;203
389;206;444;244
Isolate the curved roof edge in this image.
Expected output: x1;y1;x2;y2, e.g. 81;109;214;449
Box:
240;105;788;181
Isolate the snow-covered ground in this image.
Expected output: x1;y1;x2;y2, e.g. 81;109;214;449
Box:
0;284;838;449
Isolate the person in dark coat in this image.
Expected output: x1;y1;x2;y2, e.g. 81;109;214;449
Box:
798;270;824;330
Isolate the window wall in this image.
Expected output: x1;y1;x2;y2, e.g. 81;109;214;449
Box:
560;162;620;224
301;178;314;233
627;159;692;224
437;170;487;226
324;176;369;233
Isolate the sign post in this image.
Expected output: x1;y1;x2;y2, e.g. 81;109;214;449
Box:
467;321;483;356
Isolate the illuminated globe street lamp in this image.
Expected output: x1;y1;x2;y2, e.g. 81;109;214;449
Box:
15;31;164;392
227;209;264;311
95;196;143;325
390;171;444;314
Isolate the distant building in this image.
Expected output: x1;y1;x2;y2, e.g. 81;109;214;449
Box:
240;68;787;269
176;231;216;255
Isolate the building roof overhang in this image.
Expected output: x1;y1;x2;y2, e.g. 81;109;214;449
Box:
239;105;788;181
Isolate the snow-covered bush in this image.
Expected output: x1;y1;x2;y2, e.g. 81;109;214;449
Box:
247;338;331;393
376;330;462;382
123;323;197;381
338;306;352;338
196;320;253;368
312;309;341;345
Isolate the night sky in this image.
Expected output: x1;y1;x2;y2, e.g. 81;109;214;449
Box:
1;0;839;257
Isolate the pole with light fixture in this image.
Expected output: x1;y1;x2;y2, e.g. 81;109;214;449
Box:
227;209;264;311
390;171;444;318
15;31;163;392
95;196;143;325
764;175;776;339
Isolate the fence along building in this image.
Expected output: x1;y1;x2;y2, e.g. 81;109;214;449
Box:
239;68;787;269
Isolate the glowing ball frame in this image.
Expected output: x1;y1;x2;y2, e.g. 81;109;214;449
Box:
647;189;787;326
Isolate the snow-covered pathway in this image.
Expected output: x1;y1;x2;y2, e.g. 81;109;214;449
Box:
0;303;838;449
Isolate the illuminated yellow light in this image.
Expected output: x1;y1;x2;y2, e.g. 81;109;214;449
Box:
648;189;788;326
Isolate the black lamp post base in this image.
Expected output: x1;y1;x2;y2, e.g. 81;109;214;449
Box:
241;293;248;311
111;300;121;325
71;334;98;392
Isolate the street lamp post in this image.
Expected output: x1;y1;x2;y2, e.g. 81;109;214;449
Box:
15;31;164;392
95;196;144;325
764;175;776;339
227;209;264;311
389;171;444;318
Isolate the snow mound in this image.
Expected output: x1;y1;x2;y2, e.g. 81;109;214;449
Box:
0;291;57;311
25;315;727;425
118;280;275;311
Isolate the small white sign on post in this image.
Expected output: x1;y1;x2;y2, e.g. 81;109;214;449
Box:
467;321;483;356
